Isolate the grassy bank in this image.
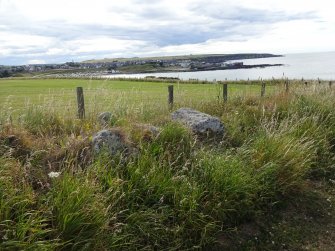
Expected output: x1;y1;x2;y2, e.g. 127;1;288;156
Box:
0;79;335;250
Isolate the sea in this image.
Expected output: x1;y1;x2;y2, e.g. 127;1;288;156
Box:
105;51;335;81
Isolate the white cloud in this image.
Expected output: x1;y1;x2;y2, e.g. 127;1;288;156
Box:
0;32;53;49
64;37;148;54
0;0;334;64
45;48;66;56
27;59;46;64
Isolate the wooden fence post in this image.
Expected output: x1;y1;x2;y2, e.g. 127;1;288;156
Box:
304;81;308;87
223;83;228;102
261;82;266;97
168;85;174;109
285;79;289;93
76;87;85;119
329;81;333;88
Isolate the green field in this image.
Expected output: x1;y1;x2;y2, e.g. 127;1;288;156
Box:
0;78;279;121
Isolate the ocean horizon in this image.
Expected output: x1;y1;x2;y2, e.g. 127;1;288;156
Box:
105;51;335;81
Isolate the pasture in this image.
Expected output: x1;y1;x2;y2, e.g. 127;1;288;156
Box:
0;78;279;121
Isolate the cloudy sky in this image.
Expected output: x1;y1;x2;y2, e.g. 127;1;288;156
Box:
0;0;334;65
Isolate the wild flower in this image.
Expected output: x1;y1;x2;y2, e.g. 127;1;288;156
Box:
48;171;61;178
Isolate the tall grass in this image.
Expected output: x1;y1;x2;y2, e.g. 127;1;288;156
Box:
48;173;107;250
0;158;59;250
1;81;335;249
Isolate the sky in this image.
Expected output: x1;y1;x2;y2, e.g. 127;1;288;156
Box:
0;0;334;65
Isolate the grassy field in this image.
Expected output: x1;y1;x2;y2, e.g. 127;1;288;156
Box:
0;78;334;250
0;78;279;121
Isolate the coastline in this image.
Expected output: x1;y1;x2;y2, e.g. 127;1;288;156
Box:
108;63;284;75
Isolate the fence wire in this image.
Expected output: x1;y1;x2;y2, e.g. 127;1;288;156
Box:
1;81;330;121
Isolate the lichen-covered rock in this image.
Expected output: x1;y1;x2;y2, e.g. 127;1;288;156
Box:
92;129;128;155
171;108;224;134
98;112;113;126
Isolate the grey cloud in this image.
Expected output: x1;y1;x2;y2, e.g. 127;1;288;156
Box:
0;0;322;65
1;2;318;45
1;49;131;65
190;2;318;23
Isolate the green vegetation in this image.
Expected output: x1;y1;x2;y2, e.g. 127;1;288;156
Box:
82;53;280;64
0;70;11;78
0;78;334;250
0;78;278;119
83;53;222;63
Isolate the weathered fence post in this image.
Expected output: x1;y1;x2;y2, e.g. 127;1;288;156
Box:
223;83;228;102
168;85;174;109
304;81;308;87
261;82;266;97
329;81;333;88
76;87;85;119
285;79;289;93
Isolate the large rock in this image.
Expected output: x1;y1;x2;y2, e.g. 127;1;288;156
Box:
92;129;129;155
171;108;224;134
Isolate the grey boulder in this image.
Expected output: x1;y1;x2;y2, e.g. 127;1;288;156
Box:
92;129;128;155
171;108;224;134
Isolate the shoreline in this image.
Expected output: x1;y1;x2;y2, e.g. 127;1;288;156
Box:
109;63;284;75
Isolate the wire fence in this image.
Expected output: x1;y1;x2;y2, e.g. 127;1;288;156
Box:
0;79;332;122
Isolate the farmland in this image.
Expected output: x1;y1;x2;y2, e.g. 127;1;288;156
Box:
0;78;335;250
0;78;278;120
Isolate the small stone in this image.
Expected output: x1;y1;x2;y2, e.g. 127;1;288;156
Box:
133;123;160;141
98;112;113;126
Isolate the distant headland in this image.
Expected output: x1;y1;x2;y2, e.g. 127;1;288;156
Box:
0;53;283;78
